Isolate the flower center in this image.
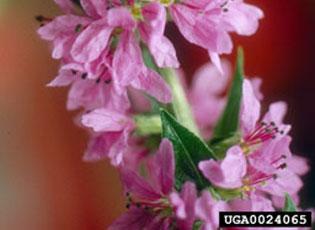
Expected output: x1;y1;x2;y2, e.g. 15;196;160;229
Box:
131;3;143;20
160;0;174;6
125;193;171;214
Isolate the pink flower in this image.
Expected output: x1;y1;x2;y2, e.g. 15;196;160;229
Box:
189;60;231;138
81;108;134;166
39;2;173;104
37;15;91;59
195;191;229;230
169;0;263;71
199;146;247;189
112;29;172;103
47;57;130;112
110;139;197;229
198;80;307;202
138;2;179;68
54;0;75;14
240;81;305;198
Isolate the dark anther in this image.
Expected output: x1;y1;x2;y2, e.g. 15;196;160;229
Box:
104;79;112;84
273;174;278;180
270;121;276;126
81;73;88;79
96;78;101;84
126;204;130;209
136;203;141;208
223;8;228;12
35;15;52;23
280;130;285;135
71;69;77;75
279;163;287;169
125;192;130;197
260;121;267;126
35;15;45;22
75;24;83;33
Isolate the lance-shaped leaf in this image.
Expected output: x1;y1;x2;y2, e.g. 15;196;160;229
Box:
210;48;244;158
283;193;297;212
160;110;216;190
213;47;244;140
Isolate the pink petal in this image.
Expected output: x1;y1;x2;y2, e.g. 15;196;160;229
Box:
170;4;232;54
222;1;264;36
81;108;131;132
113;31;143;86
148;36;179;68
107;7;136;30
260;169;303;197
83;132;121;161
139;2;179;68
287;155;310;176
199;146;246;189
169;192;186;219
209;52;223;74
263;101;291;135
263;101;288;124
230;192;274;211
250;77;264;101
108;128;130;166
191;60;230;95
155;139;175;195
71;18;113;62
120;168;161;201
47;70;74;87
37;15;90;41
195;191;215;223
54;0;74;14
108;207;155;230
241;79;261;136
195;191;228;229
176;182;197;230
81;0;108;18
131;69;172;103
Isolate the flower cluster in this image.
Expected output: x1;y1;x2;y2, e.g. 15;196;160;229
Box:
37;0;312;229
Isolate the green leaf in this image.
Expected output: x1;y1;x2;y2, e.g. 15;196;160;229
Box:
210;47;244;159
283;193;297;212
212;47;244;141
192;220;202;230
160;110;216;190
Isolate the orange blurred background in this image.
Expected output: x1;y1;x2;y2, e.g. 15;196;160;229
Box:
0;0;314;229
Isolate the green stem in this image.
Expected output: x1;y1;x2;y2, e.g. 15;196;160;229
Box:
160;68;200;136
134;115;161;136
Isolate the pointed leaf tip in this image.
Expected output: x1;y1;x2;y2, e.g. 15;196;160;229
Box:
210;47;245;158
283;193;297;212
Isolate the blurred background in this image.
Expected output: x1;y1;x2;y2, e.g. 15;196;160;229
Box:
0;0;314;229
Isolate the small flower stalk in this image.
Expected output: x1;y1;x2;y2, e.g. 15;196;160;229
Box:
37;0;312;229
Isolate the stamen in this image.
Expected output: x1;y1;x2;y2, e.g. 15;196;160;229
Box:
104;79;112;84
35;15;52;27
75;24;83;33
81;73;88;79
244;121;281;147
277;163;287;170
